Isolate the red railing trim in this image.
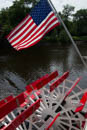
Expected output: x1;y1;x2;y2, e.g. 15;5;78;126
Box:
64;77;81;100
26;71;58;92
26;74;49;92
0;95;14;108
2;99;40;130
0;93;25;119
50;71;69;92
46;113;60;130
75;92;87;112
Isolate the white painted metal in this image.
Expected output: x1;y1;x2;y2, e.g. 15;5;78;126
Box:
18;78;87;130
0;78;87;130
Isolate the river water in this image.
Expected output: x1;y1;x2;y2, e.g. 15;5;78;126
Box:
0;43;87;99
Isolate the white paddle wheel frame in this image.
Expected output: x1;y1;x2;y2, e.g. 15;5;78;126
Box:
0;70;87;130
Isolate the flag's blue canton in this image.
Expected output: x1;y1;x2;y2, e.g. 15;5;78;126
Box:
30;0;52;25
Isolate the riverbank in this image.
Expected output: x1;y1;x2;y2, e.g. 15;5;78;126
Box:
73;36;87;42
0;35;87;50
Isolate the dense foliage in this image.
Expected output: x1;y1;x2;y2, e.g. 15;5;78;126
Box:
0;0;87;48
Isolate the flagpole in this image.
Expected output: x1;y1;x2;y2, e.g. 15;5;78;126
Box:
48;0;87;69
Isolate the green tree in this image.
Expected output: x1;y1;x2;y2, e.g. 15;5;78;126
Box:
0;0;38;45
55;5;75;43
73;9;87;36
62;4;75;21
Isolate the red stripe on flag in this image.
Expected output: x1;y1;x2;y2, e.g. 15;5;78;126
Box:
17;22;59;50
9;17;32;41
16;13;56;46
10;20;35;44
19;18;58;48
12;24;37;48
9;12;59;49
7;11;60;50
26;18;58;43
7;15;29;39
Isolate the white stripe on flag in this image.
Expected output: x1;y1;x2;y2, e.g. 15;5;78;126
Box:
13;12;54;47
17;20;58;50
11;23;36;46
18;15;57;47
10;18;34;42
7;15;30;40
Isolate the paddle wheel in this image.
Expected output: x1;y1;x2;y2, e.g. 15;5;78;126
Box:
0;70;87;130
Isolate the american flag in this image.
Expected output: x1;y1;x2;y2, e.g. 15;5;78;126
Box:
7;0;60;50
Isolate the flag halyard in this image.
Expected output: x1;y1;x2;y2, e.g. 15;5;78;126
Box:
7;0;60;50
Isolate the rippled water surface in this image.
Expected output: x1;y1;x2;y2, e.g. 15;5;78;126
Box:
0;43;87;99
